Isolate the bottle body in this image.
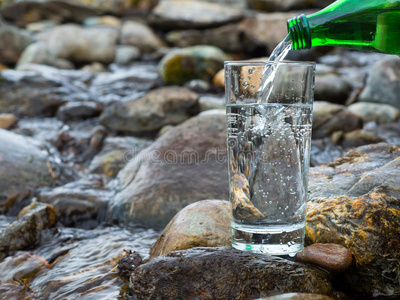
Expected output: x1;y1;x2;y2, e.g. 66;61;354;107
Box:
288;0;400;54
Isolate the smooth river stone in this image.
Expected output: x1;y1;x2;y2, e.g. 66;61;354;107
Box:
296;243;353;273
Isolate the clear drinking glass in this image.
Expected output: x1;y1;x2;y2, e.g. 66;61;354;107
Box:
225;61;316;256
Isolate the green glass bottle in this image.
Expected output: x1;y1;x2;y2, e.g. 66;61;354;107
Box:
287;0;400;54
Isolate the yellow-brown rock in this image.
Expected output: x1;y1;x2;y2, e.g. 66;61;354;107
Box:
149;200;232;259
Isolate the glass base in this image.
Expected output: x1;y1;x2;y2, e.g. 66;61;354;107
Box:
231;221;305;257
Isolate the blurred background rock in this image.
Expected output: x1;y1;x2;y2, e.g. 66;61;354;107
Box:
0;0;399;299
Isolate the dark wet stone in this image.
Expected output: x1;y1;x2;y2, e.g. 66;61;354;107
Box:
100;86;199;133
131;247;339;299
314;74;351;104
312;101;362;139
166;23;257;54
149;200;231;259
89;64;161;104
0;129;75;214
308;143;400;296
359;56;400;109
296;243;353;273
0;68;91;117
120;20;165;53
56;101;102;122
0;202;57;260
159;45;228;85
0;15;34;65
109;113;228;228
88;136;153;178
37;176;112;228
149;0;243;30
247;0;333;11
255;294;335;300
0;0;97;27
118;250;144;280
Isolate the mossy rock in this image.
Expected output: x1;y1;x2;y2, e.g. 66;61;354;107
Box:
159;46;229;85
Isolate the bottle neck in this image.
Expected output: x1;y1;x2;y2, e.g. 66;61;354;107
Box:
287;14;312;50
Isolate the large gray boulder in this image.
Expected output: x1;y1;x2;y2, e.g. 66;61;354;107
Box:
359;56;400;109
108;112;228;228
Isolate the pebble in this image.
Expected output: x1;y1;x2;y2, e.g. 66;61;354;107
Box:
296;243;353;273
0;113;17;129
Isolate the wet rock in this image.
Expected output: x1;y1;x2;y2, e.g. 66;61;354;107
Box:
100;86;199;133
56;101;102;122
308;143;400;296
359;56;400;109
314;74;351;104
80;62;108;74
83;15;121;28
247;0;333;11
166;23;255;54
0;113;17;129
17;42;74;69
118;250;144;279
149;200;231;259
90;64;161;104
312;101;362;139
0;1;97;27
88;136;153;178
114;45;141;65
120;21;165;53
184;79;211;93
29;225;158;299
310;139;344;167
0;283;38;300
37;176;112;228
0;15;34;65
0;68;90;117
0;202;57;260
213;68;225;89
256;294;334;300
296;243;353;273
347;102;400;124
340;129;383;148
0;129;75;214
12;117;63;146
131;247;339;299
149;0;243;30
238;12;292;55
365;121;400;146
0;251;49;287
109;113;228;228
199;95;225;112
159;45;228;85
38;24;118;65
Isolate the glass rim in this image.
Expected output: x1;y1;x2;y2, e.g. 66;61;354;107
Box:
224;60;316;67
